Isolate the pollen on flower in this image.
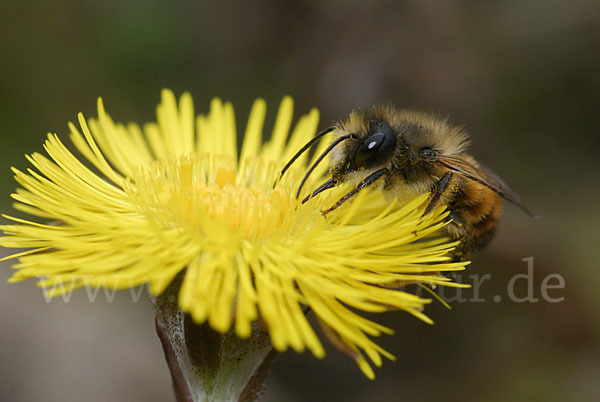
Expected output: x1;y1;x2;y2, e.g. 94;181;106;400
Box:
126;153;294;242
214;164;236;187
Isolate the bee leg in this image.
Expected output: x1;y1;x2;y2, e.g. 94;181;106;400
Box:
451;240;470;262
302;177;337;204
448;211;466;228
422;171;456;217
321;168;388;216
444;213;472;262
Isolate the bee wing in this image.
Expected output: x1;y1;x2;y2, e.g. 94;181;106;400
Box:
437;156;536;218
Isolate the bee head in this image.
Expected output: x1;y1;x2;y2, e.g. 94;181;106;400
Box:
285;106;471;202
397;122;440;167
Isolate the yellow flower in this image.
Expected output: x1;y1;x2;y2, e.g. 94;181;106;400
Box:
1;90;467;378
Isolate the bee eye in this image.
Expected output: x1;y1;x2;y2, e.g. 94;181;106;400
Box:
353;120;397;168
355;132;384;165
419;147;436;159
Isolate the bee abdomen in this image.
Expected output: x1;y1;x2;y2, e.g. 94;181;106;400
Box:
450;183;503;259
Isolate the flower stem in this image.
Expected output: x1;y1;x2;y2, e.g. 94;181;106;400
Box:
154;278;276;402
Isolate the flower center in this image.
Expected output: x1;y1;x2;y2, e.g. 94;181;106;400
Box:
126;155;293;239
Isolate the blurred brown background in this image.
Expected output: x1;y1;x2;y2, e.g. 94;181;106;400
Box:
1;1;599;401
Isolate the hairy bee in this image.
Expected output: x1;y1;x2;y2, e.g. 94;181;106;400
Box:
276;105;533;260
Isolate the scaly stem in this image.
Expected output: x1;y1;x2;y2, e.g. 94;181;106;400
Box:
154;280;276;402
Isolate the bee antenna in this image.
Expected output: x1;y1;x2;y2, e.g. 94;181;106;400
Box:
296;133;357;199
273;127;335;188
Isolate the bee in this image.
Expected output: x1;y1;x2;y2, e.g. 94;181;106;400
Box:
275;105;534;260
